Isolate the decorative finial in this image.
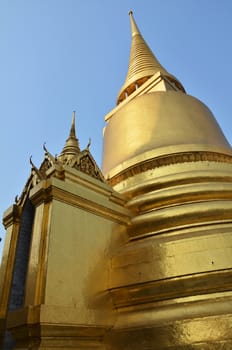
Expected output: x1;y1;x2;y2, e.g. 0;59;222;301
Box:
30;156;45;180
59;111;80;159
43;142;57;164
43;142;48;153
116;10;185;104
128;10;133;16
29;155;34;168
128;10;141;37
86;138;91;150
70;111;76;138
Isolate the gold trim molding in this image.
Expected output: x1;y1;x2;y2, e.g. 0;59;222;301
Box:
110;269;232;308
108;151;232;186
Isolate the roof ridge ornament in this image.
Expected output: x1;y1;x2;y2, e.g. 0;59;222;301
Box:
30;156;45;180
43;142;57;163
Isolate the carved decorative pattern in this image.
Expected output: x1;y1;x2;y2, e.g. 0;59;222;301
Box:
73;154;104;182
109;151;232;186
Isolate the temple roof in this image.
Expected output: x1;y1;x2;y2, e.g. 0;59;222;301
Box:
117;11;185;104
15;113;106;207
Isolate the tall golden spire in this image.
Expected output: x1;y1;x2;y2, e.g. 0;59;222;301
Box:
59;111;80;158
117;11;184;104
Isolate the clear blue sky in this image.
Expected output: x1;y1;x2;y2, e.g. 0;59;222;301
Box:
1;0;232;256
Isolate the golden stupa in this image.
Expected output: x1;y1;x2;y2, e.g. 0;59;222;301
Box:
0;11;232;350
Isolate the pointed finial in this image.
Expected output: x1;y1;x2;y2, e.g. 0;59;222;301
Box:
70;111;76;138
59;111;80;160
116;11;185;104
128;10;141;37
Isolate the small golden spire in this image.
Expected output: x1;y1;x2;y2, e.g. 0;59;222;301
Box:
70;111;76;138
59;111;80;159
128;11;141;36
117;12;185;104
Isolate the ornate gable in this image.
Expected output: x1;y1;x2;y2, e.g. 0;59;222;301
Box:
71;150;105;182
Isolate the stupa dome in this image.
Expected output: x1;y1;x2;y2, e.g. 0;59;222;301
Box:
103;91;231;177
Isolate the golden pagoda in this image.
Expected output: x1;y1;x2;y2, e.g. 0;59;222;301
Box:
0;11;232;350
102;11;232;348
